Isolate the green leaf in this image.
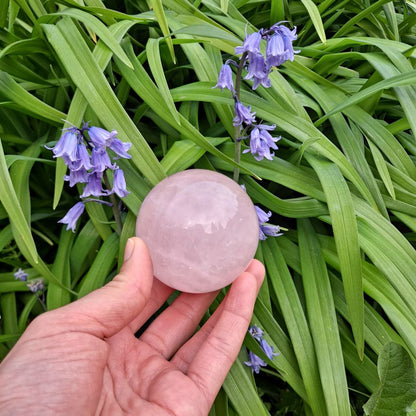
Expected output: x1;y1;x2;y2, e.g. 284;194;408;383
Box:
222;353;270;416
173;24;240;43
298;219;350;416
0;139;38;264
5;154;55;168
220;0;228;13
308;156;364;358
363;342;416;416
0;38;49;59
146;38;181;125
0;71;66;123
69;220;101;285
150;0;176;64
263;238;328;416
47;229;74;310
299;0;326;43
0;224;13;253
0;293;18;348
316;69;416;125
77;232;119;298
367;140;396;200
161;137;228;174
334;0;394;37
52;8;133;68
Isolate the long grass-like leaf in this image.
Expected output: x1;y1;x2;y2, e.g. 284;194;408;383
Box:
0;71;65;123
222;355;270;416
47;229;74;310
0;293;18;348
308;156;364;357
48;8;133;68
298;219;350;416
299;0;326;43
151;0;176;63
0;139;38;264
146;38;180;125
263;238;328;416
316;69;416;124
77;232;119;298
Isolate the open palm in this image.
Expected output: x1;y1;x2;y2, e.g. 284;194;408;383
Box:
0;238;264;416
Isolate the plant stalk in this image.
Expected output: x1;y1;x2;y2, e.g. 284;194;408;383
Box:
103;172;123;235
232;52;248;183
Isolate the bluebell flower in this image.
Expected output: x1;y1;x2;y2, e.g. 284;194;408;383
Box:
213;63;235;92
243;124;280;161
27;279;45;293
108;138;132;160
63;143;92;172
245;52;271;90
260;223;282;240
75;142;93;170
58;201;85;232
244;351;267;374
14;268;28;282
80;172;108;198
87;126;117;148
233;101;256;126
235;31;262;55
245;325;279;373
254;205;282;240
266;33;287;67
267;24;298;66
50;128;79;161
248;325;264;341
260;338;279;360
255;205;271;224
64;167;89;187
252;72;271;90
112;168;129;198
91;147;114;173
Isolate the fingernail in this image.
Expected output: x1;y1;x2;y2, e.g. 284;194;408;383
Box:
124;238;135;261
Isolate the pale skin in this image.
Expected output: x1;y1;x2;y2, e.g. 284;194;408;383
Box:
0;237;265;415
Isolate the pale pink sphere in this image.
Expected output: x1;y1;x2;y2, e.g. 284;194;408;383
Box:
136;169;259;293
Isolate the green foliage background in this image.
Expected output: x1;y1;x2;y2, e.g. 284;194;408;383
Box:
1;0;416;414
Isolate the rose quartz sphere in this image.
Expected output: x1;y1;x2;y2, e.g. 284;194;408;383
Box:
136;169;259;293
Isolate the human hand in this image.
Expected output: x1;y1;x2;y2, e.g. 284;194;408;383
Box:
0;237;264;416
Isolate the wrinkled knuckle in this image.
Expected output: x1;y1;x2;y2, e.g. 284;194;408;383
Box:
206;335;234;365
142;330;169;356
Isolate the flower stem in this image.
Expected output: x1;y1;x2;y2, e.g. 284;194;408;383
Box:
35;293;47;312
235;52;247;102
233;127;241;182
103;171;123;235
233;52;248;183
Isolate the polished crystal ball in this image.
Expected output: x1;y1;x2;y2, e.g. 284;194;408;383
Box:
136;169;259;293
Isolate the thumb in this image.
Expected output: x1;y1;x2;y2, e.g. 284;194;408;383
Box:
63;237;154;338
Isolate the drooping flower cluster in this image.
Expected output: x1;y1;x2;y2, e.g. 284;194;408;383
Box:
48;123;131;232
14;268;45;294
244;325;279;374
213;22;298;161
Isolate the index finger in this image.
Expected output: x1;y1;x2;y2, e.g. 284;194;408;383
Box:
185;264;264;403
